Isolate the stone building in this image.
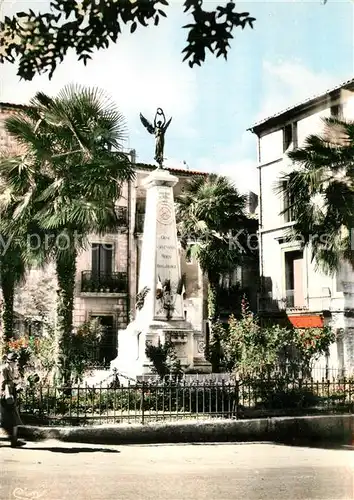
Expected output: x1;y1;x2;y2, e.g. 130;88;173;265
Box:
0;102;209;364
70;159;209;365
0;100;258;369
249;77;354;372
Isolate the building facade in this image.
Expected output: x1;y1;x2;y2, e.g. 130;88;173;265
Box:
71;161;209;365
0;100;259;368
249;78;354;372
0;101;209;365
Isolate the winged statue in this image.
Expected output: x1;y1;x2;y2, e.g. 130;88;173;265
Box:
140;108;172;168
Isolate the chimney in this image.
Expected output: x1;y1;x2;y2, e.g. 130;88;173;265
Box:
129;149;136;163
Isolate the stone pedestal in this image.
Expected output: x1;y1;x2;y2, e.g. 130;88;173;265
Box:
111;168;211;379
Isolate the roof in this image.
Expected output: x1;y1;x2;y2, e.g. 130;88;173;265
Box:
0;102;29;110
134;162;208;177
248;76;354;134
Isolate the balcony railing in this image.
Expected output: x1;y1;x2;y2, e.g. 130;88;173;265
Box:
286;289;295;308
81;271;128;293
257;295;286;313
258;291;308;313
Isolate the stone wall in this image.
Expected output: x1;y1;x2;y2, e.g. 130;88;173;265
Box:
73;295;128;330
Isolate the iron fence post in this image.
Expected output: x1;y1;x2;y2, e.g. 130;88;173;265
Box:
141;381;145;424
234;380;239;419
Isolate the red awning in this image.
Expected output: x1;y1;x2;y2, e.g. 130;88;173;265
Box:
288;315;324;328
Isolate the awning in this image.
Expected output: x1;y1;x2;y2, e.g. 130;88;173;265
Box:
288;315;324;328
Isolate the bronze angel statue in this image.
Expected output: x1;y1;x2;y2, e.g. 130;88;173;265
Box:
140;108;172;168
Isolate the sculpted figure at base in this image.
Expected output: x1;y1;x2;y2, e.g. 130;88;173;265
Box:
140;108;172;168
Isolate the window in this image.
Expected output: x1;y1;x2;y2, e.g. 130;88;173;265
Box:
336;260;351;292
283;123;297;152
90;315;116;365
331;104;342;118
91;243;113;277
285;250;304;307
282;181;295;223
336;329;345;374
135;198;146;233
136;198;146;214
116;206;128;226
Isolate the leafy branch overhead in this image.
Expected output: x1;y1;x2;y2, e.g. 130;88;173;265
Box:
0;0;256;81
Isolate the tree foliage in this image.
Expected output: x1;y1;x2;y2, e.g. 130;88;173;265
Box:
176;173;258;319
0;84;134;381
2;319;103;385
277;116;354;273
0;174;50;342
216;297;334;375
69;319;104;383
0;0;255;81
145;338;183;382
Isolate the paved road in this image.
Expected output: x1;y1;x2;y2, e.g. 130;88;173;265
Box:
0;439;353;499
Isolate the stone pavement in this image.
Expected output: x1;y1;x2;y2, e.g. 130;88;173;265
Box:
1;440;353;499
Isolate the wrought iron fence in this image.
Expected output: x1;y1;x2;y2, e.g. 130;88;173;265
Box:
17;377;354;427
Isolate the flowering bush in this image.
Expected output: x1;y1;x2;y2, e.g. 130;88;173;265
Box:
5;334;56;380
7;336;33;377
1;318;104;385
68;319;103;383
296;327;335;362
219;296;334;377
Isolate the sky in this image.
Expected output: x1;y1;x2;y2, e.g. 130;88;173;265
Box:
0;0;353;194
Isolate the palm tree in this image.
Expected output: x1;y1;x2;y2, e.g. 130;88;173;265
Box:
0;84;134;381
176;174;258;366
278;116;354;273
0;146;49;343
0;241;26;342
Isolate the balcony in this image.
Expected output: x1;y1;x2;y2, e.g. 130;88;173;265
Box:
81;271;128;293
258;291;309;313
257;295;286;313
286;289;295;308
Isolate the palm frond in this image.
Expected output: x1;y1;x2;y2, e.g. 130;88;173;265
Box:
283;115;354;272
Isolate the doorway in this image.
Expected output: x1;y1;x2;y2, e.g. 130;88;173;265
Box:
90;315;116;366
284;250;304;307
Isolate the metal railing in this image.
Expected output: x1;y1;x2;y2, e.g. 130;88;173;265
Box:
17;377;354;427
257;292;309;312
81;271;128;293
286;289;295;307
257;295;286;312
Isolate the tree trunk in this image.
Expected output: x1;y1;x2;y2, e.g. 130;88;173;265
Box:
206;275;222;371
2;276;15;342
56;250;77;385
207;279;219;322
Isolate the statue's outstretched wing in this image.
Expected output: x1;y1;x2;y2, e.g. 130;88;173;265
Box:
164;117;172;131
140;113;154;134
